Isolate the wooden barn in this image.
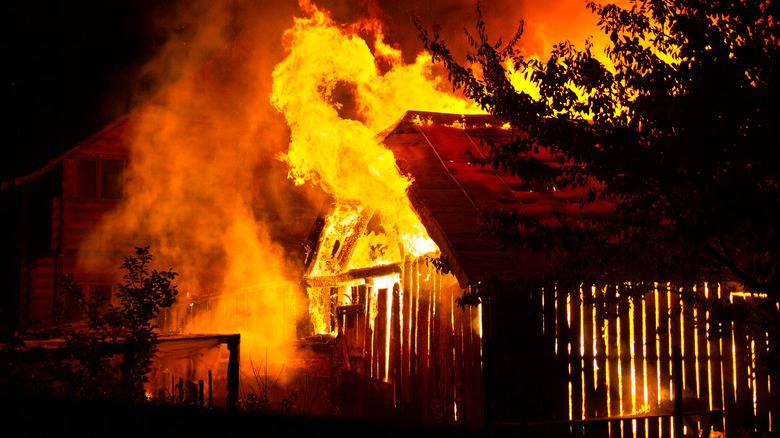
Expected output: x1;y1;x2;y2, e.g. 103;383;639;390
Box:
303;110;776;436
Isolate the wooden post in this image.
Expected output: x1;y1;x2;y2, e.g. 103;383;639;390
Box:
392;283;402;411
375;288;388;380
620;295;632;435
402;257;412;404
594;293;608;421
441;279;455;422
671;297;684;438
364;285;373;378
582;286;597;423
556;285;570;420
633;294;646;438
198;380;204;408
733;305;753;431
417;261;431;420
607;286;620;438
208;370;213;408
658;286;672;437
645;289;660;438
227;335;240;409
570;286;583;438
453;287;464;425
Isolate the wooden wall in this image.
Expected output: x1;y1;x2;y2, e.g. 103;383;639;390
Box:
336;257;484;427
516;283;777;437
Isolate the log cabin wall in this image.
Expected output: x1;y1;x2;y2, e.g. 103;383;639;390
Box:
330;256;484;427
495;283;777;437
21;145;127;329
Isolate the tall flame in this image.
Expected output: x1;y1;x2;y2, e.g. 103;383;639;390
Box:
271;0;482;256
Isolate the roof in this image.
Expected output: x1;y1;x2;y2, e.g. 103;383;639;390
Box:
382;111;614;288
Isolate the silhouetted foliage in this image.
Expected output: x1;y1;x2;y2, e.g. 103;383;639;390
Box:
0;247;177;401
417;0;778;352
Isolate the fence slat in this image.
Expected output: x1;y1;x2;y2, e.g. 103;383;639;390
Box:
645;289;660;438
557;286;571;421
570;287;583;438
657;286;672;437
682;292;698;435
633;295;646;438
755;328;770;434
583;287;597;420
721;288;737;437
733;297;753;432
607;286;621;438
619;297;632;435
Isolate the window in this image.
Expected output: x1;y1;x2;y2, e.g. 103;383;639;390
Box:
101;159;124;199
61;284;112;323
73;158;124;199
75;160;97;199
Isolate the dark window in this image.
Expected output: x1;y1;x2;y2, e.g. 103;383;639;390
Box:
101;159;124;199
75;160;97;199
73;158;124;200
88;284;112;315
61;284;112;323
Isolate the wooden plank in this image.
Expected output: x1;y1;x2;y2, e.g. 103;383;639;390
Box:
582;287;595;418
461;295;475;426
441;278;455;422
453;290;464;425
469;304;484;427
409;261;419;410
607;286;621;438
570;286;583;438
427;274;440;420
619;294;632;436
364;284;374;379
696;287;711;421
402;258;412;403
644;288;660;438
670;290;683;438
721;288;737;437
375;287;388;380
733;296;753;432
556;285;570;420
594;288;609;419
416;261;430;419
708;287;724;415
682;291;698;435
392;283;402;410
633;294;646;438
755;328;769;434
657;286;672;437
581;286;600;438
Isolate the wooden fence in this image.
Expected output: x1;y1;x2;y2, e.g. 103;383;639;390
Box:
527;283;777;437
334;257;484;426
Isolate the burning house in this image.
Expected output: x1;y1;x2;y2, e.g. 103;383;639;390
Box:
297;110;775;436
2;1;775;435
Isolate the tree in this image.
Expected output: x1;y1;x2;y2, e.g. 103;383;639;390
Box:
0;247;178;400
57;246;179;400
417;0;778;348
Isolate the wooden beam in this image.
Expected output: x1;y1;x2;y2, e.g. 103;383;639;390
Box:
305;263;402;288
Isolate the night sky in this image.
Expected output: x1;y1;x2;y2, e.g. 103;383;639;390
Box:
1;1;180;181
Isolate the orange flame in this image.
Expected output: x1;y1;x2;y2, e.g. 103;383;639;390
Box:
272;0;482;259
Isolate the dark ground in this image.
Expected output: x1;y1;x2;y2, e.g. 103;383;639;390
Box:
2;396;501;438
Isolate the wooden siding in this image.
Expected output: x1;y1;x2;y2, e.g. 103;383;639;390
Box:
520;284;775;437
317;257;484;426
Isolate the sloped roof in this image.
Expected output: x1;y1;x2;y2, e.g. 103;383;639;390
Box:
382;111;614;288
